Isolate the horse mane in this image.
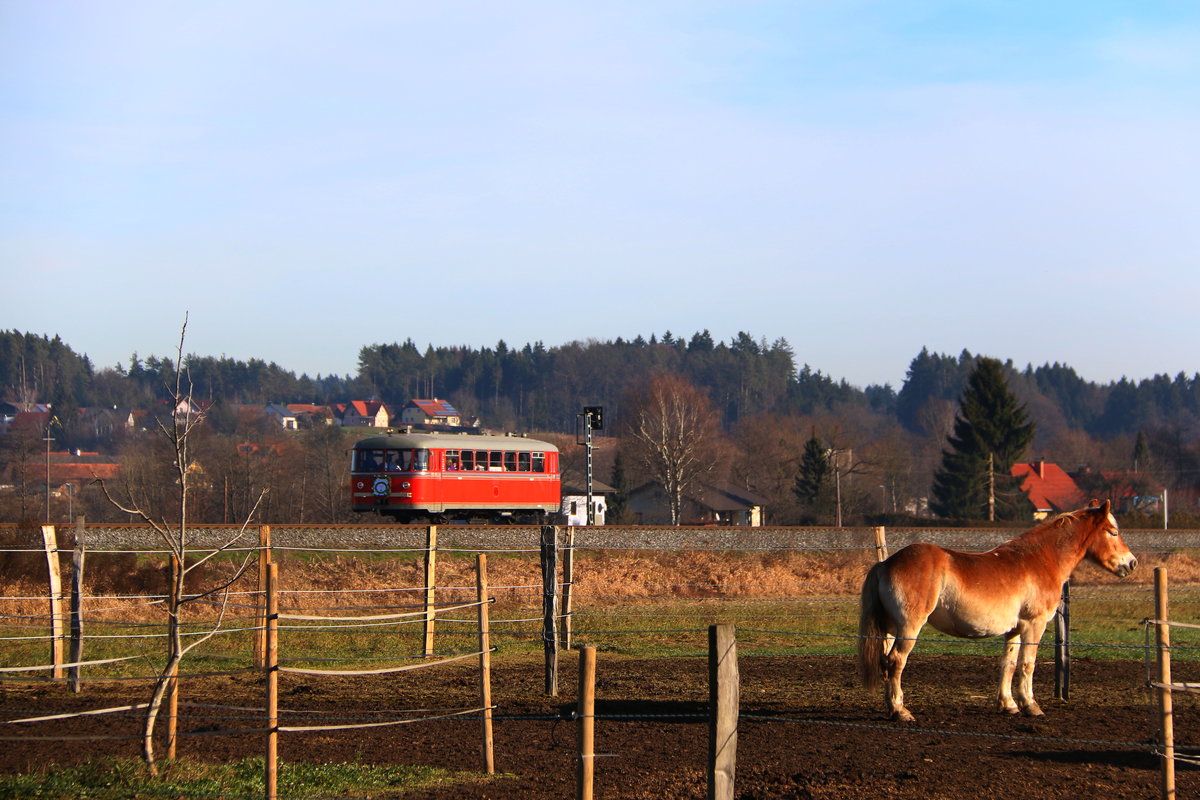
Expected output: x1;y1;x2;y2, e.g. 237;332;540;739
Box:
1009;505;1100;549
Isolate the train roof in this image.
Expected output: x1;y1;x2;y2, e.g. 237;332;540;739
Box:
352;431;559;453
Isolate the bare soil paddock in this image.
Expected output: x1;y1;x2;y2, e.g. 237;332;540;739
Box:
3;525;1198;797
1;653;1190;799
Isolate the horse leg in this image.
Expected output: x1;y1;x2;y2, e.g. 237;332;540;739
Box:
1015;617;1050;716
883;626;920;722
997;630;1021;714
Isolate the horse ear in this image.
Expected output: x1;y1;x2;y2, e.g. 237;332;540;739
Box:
1088;498;1100;509
1101;498;1111;515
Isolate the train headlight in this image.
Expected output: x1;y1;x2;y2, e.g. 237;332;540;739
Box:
401;481;410;489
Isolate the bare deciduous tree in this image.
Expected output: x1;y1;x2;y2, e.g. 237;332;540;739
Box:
97;317;263;774
622;373;724;525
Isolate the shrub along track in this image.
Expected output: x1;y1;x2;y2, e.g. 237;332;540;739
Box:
0;653;1188;799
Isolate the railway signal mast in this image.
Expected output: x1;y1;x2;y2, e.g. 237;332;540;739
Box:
579;406;603;525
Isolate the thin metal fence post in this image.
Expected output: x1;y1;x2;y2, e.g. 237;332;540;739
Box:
541;525;559;696
1054;580;1070;701
560;526;575;650
68;518;85;693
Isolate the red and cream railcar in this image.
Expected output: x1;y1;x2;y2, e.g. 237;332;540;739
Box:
349;431;560;523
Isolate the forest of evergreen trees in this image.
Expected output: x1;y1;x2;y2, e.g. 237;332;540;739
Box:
3;328;1199;442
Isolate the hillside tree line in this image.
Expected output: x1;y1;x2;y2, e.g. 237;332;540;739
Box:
3;329;1200;526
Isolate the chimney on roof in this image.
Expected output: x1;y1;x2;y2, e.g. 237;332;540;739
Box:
1036;459;1046;479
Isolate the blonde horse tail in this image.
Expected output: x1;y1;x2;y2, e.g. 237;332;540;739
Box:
858;561;888;691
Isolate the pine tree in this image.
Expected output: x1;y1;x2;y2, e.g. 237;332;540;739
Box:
1132;430;1150;473
930;357;1035;521
793;433;836;522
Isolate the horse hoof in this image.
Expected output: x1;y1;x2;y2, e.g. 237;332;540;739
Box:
891;709;916;723
1021;704;1044;717
1001;705;1020;715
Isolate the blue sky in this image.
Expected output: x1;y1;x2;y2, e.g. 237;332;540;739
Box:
3;2;1198;389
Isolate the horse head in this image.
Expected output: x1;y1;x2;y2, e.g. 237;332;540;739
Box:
1083;499;1137;578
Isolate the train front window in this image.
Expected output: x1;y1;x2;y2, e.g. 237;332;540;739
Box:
355;449;388;472
410;449;429;472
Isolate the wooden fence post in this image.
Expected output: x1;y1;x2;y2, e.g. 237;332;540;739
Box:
872;526;888;563
1054;581;1070;701
1155;567;1175;800
476;554;494;775
69;518;85;693
560;526;575;650
422;525;438;658
265;562;279;800
708;624;739;800
41;525;64;680
254;525;272;668
577;645;597;800
541;525;560;697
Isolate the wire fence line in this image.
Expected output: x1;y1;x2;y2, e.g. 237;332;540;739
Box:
3;522;1196;666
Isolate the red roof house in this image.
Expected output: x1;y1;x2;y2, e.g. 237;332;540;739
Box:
339;401;390;427
399;399;463;427
1012;460;1086;519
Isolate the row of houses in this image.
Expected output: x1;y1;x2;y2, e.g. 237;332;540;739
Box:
1013;458;1175;519
263;398;476;431
0;398;475;439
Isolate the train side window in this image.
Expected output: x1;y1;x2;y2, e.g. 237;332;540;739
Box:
445;450;460;471
472;450;486;470
489;451;503;471
461;451;474;470
518;452;531;472
504;451;517;471
532;452;545;473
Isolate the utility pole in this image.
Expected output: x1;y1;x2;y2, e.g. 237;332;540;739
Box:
834;463;843;528
987;452;996;522
43;425;54;523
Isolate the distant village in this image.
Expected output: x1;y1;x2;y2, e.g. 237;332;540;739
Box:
0;391;1169;529
1;396;477;439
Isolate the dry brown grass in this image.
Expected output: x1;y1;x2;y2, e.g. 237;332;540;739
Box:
3;548;1199;625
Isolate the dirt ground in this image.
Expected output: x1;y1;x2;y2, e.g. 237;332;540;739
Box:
1;653;1191;799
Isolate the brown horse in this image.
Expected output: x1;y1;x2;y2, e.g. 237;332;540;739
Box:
858;500;1136;721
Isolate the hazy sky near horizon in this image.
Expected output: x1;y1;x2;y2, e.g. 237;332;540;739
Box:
3;2;1199;390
